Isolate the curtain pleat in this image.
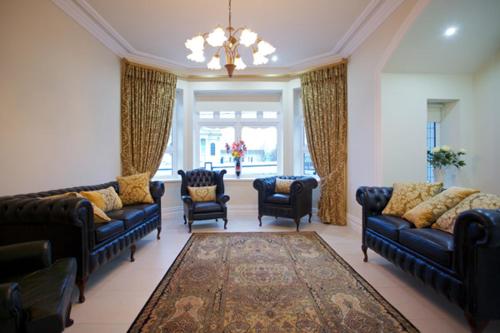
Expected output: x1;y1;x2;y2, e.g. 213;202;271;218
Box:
300;62;348;225
120;59;177;177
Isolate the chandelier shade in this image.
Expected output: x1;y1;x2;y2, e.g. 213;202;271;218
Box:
185;0;276;77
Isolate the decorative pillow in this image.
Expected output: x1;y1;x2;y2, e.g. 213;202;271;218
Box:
403;187;480;228
188;185;217;202
40;192;111;223
382;182;443;217
275;178;294;194
80;187;123;212
117;172;154;205
433;193;500;233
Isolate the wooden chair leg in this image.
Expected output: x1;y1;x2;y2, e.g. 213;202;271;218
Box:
65;303;74;327
157;226;161;240
308;213;312;223
258;215;262;227
362;245;368;262
223;218;228;229
183;215;187;224
77;277;87;303
188;220;193;233
295;218;300;232
465;312;489;333
130;244;136;262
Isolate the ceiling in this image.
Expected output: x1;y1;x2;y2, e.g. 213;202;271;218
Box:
384;0;500;74
53;0;405;77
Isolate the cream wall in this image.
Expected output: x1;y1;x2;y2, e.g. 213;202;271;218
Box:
474;52;500;195
380;73;476;186
347;0;419;220
0;0;121;195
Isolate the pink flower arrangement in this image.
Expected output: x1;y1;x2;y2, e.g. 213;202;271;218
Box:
225;140;247;159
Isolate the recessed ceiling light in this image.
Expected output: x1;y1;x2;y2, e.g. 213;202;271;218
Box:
443;26;458;37
271;55;278;62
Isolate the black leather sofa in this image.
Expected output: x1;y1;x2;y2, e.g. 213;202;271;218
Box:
178;169;229;233
0;181;164;303
0;241;76;333
357;186;500;332
253;176;318;231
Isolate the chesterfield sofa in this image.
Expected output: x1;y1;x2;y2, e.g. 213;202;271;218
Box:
0;241;76;333
253;176;318;231
356;186;500;332
0;181;164;303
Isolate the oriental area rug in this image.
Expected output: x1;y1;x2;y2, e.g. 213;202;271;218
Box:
129;232;418;333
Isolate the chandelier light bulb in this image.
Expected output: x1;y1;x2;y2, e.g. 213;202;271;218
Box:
235;56;247;70
240;29;258;47
207;55;222;70
257;40;275;56
185;35;205;53
187;51;205;63
206;27;227;47
253;51;268;65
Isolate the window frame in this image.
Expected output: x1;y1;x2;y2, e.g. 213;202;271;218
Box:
193;102;283;177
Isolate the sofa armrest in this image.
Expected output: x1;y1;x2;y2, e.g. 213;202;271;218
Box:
290;177;318;195
181;195;193;205
356;186;393;216
0;241;51;279
216;194;230;205
454;209;500;316
253;177;276;195
149;181;165;203
0;282;23;331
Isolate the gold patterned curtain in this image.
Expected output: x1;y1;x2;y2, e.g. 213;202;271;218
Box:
300;61;347;225
121;59;177;176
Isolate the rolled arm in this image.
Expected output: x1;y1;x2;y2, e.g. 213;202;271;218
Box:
0;282;23;331
290;177;318;195
149;181;165;203
253;177;276;194
356;186;393;216
181;195;194;205
216;194;230;205
0;241;52;279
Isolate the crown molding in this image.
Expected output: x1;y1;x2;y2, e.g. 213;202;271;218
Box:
52;0;405;77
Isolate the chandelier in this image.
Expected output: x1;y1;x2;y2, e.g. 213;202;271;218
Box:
185;0;276;78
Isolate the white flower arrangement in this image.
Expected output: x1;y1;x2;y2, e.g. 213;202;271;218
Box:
427;145;466;169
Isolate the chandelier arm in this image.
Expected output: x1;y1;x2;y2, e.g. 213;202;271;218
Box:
228;0;232;31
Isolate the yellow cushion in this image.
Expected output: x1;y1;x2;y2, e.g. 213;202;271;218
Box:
116;172;154;205
382;182;443;217
403;187;480;228
188;185;217;202
275;178;294;194
433;193;500;233
40;192;111;223
80;187;123;212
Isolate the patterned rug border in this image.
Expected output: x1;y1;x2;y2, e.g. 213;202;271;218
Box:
128;231;419;333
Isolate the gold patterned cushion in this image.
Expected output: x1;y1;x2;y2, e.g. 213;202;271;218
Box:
40;192;111;223
382;182;443;217
188;185;217;202
403;187;480;228
275;178;294;194
433;193;500;233
80;187;123;212
117;172;154;205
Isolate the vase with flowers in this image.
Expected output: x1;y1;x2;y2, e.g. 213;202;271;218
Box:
427;145;466;186
225;140;247;178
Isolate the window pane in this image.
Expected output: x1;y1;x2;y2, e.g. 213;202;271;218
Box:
263;111;278;119
156;152;173;177
199;111;214;119
241;111;257;119
426;122;440;182
241;126;278;175
199;126;236;174
304;152;316;176
220;111;235;119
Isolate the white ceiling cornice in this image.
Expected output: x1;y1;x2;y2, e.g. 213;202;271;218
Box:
52;0;405;76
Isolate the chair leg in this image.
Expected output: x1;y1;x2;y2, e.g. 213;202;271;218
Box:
295;218;300;232
465;312;489;333
188;220;193;233
362;245;368;262
130;244;136;262
223;218;228;229
258;214;262;227
77;277;87;303
308;213;312;223
157;226;161;240
216;218;218;221
65;303;74;327
183;215;187;224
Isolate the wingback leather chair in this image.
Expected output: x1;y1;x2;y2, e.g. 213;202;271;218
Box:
178;169;230;233
0;241;76;333
253;176;318;231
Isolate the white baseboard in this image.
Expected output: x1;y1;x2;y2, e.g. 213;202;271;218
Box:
163;205;320;217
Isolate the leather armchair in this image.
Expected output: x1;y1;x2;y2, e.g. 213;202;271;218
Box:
178;169;230;233
0;241;77;333
253;176;318;231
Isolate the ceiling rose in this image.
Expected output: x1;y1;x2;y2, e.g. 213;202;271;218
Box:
185;0;276;78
